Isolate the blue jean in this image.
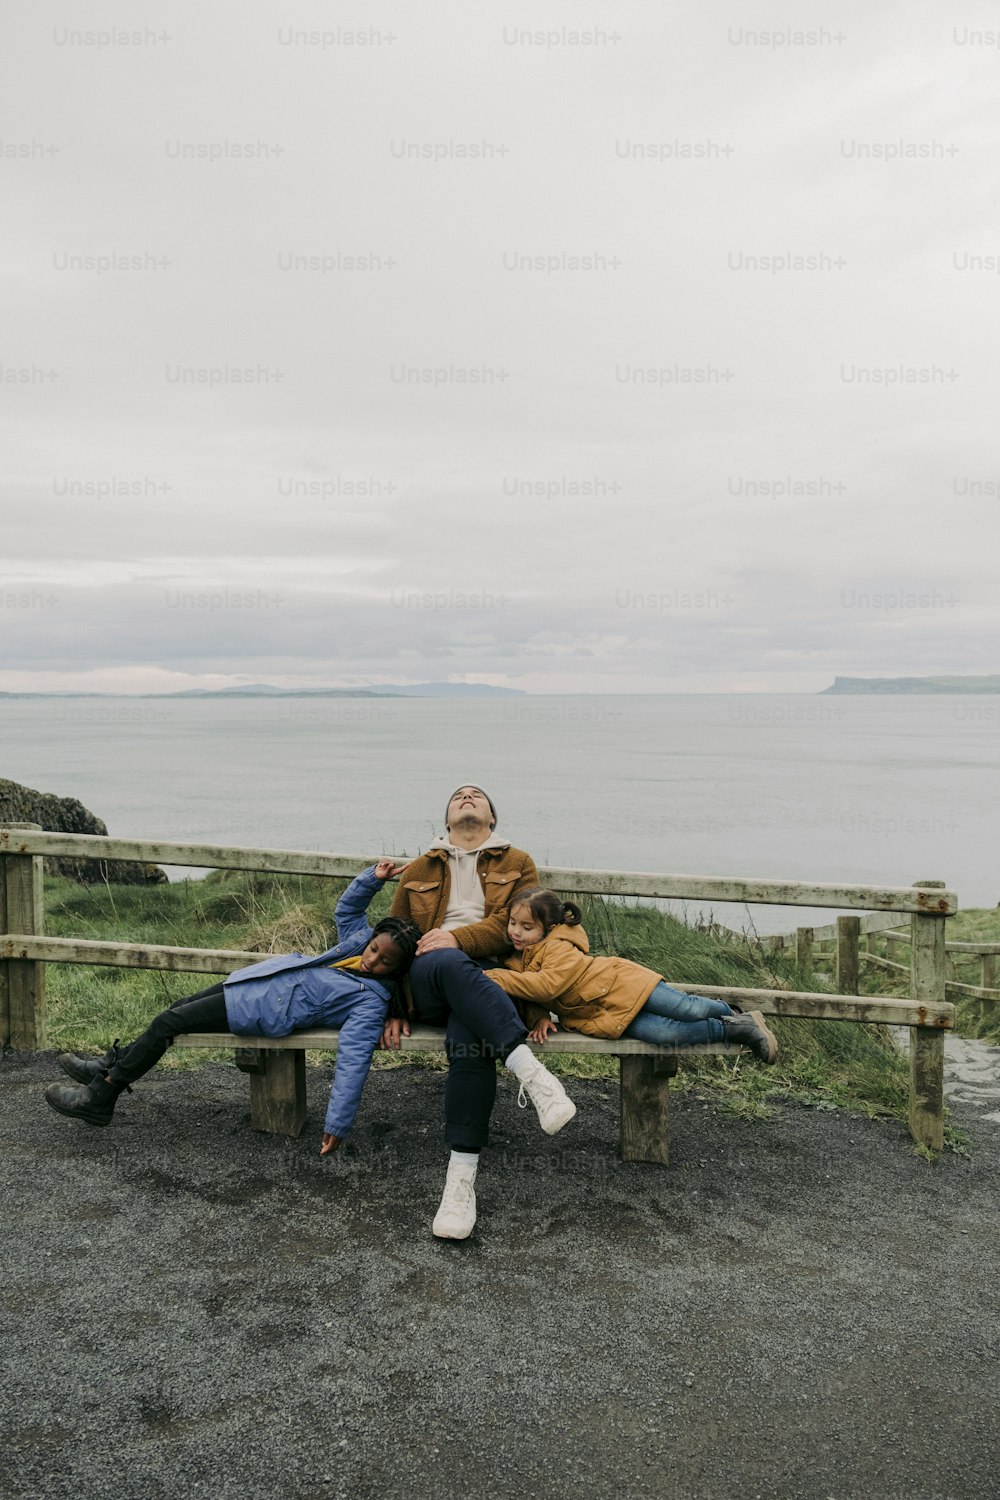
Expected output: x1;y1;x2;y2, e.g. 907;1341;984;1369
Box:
622;981;734;1047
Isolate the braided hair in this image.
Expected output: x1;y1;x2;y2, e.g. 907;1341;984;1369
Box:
508;887;582;936
370;916;421;975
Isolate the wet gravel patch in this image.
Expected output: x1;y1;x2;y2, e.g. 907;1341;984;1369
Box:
2;1051;998;1500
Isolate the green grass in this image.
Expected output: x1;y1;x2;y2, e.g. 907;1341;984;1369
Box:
37;873;913;1123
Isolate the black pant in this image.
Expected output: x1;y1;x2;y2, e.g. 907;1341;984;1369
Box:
109;983;229;1086
408;949;527;1150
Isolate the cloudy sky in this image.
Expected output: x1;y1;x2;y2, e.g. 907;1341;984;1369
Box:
3;1;997;694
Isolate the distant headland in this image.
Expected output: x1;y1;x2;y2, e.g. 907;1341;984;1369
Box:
822;675;1000;695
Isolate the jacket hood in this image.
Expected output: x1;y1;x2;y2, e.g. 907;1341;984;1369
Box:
427;832;511;855
527;922;590;956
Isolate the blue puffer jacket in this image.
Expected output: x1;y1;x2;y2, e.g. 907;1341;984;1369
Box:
223;867;393;1137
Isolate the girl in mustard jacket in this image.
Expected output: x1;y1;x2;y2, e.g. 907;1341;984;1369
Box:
484;887;777;1061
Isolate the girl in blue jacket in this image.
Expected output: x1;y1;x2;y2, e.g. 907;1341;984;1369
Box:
44;863;420;1153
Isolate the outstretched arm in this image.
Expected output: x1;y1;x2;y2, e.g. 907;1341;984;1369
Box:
483;947;578;1003
482;970;556;1036
319;996;387;1149
334;860;407;946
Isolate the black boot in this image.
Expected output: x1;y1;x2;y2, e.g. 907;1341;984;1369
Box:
56;1039;126;1086
722;1010;778;1064
44;1073;128;1127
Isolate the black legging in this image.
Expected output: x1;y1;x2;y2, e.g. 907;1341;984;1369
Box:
109;983;229;1086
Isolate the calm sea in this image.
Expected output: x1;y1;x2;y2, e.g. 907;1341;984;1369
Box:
2;694;997;934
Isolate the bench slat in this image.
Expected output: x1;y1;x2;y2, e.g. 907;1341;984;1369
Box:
653;987;953;1028
170;985;953;1059
173;1028;740;1057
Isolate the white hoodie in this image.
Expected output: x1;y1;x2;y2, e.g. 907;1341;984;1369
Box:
426;831;511;932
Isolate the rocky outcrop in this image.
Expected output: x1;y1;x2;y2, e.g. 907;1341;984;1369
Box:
0;778;167;885
823;674;1000;694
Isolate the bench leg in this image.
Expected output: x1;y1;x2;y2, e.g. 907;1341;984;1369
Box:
234;1046;267;1075
235;1048;307;1137
908;1027;945;1151
620;1055;677;1165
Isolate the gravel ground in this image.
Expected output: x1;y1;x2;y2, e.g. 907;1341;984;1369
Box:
2;1050;998;1500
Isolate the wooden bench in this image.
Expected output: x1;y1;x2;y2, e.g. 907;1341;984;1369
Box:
172;1027;740;1165
172;982;954;1163
0;827;958;1153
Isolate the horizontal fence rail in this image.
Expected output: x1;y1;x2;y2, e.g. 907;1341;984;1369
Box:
0;829;369;881
539;868;955;913
0;825;958;1150
1;935;266;975
0;937;953;1029
0;828;958;913
797;931;1000;958
764;913;911;947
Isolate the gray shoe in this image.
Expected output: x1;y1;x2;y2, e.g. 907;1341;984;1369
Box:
722;1010;778;1064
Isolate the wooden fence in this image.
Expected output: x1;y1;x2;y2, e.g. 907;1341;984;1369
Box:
0;824;957;1148
769;909;1000;1005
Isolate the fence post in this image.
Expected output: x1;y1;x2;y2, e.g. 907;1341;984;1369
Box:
796;926;814;971
0;824;47;1049
983;954;997;992
836;915;860;995
909;880;948;1151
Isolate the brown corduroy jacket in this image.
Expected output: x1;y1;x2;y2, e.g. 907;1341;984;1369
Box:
389;842;539;1016
484;922;662;1038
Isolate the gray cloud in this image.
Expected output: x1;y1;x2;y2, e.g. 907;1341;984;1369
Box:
2;2;996;691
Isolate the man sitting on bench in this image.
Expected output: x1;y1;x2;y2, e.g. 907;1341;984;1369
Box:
381;784;577;1241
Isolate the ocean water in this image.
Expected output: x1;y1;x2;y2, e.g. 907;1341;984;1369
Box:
1;694;997;934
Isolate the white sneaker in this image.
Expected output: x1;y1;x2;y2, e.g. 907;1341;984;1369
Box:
432;1163;477;1240
516;1056;577;1135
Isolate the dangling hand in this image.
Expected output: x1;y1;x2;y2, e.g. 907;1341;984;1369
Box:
380;1018;410;1050
320;1133;342;1156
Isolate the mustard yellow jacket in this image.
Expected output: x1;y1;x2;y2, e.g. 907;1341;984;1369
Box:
485;922;662;1039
